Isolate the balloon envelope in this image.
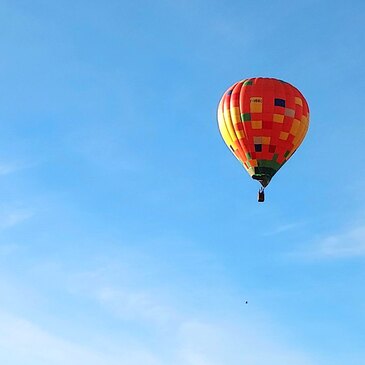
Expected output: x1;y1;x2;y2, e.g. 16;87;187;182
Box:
217;77;309;187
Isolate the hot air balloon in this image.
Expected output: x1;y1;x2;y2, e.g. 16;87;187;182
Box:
217;77;309;202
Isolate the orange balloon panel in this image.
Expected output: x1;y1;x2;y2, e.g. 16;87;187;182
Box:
217;77;309;187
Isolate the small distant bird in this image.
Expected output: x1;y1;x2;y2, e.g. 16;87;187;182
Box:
245;301;248;304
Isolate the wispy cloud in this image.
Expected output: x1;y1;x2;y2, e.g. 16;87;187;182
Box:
0;310;162;365
290;224;365;260
96;286;176;324
0;308;318;365
65;263;318;365
0;162;22;176
0;243;20;255
313;226;365;258
263;221;305;236
0;242;321;365
177;320;316;365
0;208;34;229
0;311;101;365
0;160;36;176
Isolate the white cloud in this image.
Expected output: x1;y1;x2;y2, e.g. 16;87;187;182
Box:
55;260;319;365
290;224;365;260
0;243;19;255
71;272;318;365
177;320;316;365
0;248;321;365
0;209;33;229
0;308;318;365
0;310;162;365
0;160;36;175
263;221;304;236
0;163;20;175
314;226;365;258
0;311;109;365
96;286;176;325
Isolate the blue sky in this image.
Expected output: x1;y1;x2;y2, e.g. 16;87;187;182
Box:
0;0;364;364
